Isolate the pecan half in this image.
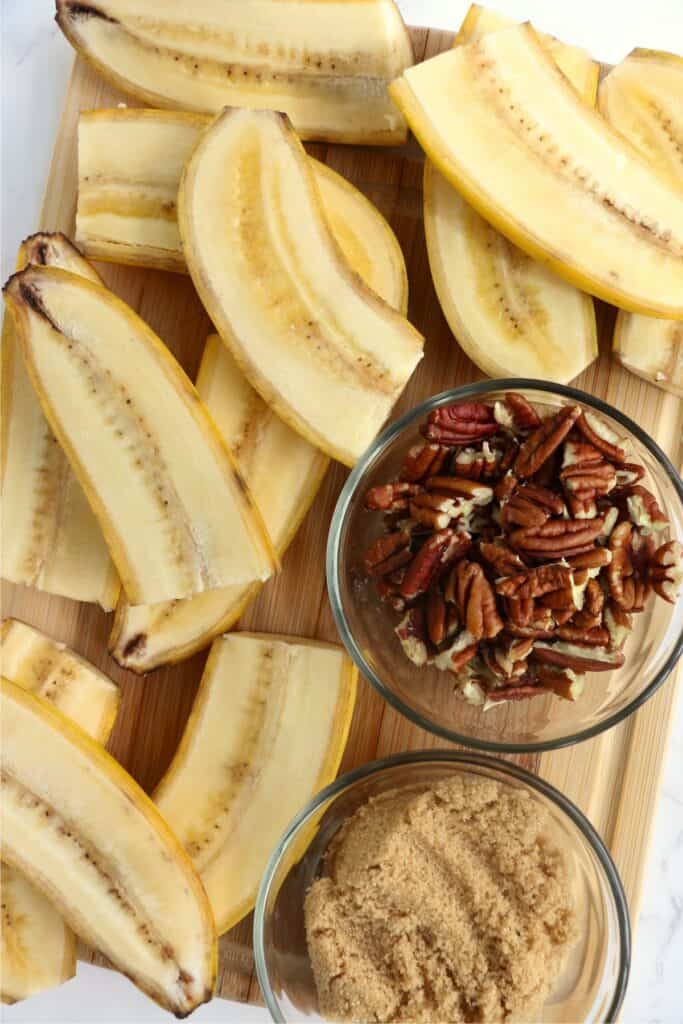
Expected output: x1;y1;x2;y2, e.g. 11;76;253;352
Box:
400;529;456;600
453;561;504;640
425;476;494;506
612;462;645;493
506;605;555;639
626;485;668;534
364;530;412;576
422;402;498;445
483;684;546;704
365;481;420;512
604;602;633;649
510;518;603;559
410;493;462;530
494;393;541;432
572;578;605;630
500;483;566;529
395;608;428;666
561;459;616;499
481;636;533;680
432;630;478;672
556;624;610;647
607;521;633;609
567;494;598;519
452;442;501;480
494;471;519;502
400;442;449;482
649;540;683;603
533;664;585;701
576;411;627;463
496;564;573;601
514;405;582;478
426;588;447;646
533;641;625;672
567;548;612;571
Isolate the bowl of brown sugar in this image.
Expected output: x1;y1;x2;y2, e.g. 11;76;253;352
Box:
254;750;630;1023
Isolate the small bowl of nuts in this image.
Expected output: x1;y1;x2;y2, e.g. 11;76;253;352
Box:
326;380;683;752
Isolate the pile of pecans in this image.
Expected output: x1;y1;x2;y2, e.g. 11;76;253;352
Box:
362;394;683;708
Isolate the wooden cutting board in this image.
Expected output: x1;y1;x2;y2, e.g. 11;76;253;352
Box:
3;26;682;1006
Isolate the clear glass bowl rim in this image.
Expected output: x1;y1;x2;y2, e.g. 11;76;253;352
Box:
253;748;631;1024
326;377;683;754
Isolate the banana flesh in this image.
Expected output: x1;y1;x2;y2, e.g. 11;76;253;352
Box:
3;266;277;604
424;6;598;383
154;632;357;934
1;234;119;608
601;50;683;393
1;620;120;1005
391;25;683;319
110;336;329;672
179;108;424;466
76;108;408;311
1;677;217;1015
56;0;413;144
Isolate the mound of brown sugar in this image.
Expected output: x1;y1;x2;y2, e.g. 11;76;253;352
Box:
304;776;576;1023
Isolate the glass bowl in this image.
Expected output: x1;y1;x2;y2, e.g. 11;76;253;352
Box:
327;379;683;752
254;751;630;1023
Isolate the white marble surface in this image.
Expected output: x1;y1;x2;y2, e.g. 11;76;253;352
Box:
2;1;683;1021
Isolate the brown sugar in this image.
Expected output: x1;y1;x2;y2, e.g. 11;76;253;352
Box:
304;776;576;1023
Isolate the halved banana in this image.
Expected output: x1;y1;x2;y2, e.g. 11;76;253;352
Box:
2;234;119;608
76;108;408;311
154;632;357;934
56;0;413;144
600;50;683;393
424;6;598;382
1;619;120;1005
109;335;329;672
1;676;216;1015
3;266;277;604
391;25;683;319
179;108;424;466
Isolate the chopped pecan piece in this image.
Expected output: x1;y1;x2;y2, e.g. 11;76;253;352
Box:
625;485;668;534
612;462;645;493
533;641;625;672
479;540;526;576
533;664;585;701
395;608;428;666
514;405;582;478
481;636;533;680
505;596;536;627
510;518;604;559
604;602;633;649
607;521;634;609
494;393;541;432
375;576;407;613
648;540;683;603
400;529;456;600
506;605;555;639
567;494;598;519
365;481;420;512
452;442;501;480
496;564;573;601
575;411;627;463
410;493;462;530
364;530;412;576
400;442;449;482
572;578;605;630
453;561;504;641
432;630;478;672
422;402;498;445
500;483;566;529
494;471;519;502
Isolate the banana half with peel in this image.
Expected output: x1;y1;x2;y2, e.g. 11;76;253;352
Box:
3;266;277;604
56;0;413;144
1;234;119;608
179;107;424;466
600;50;683;394
1;675;217;1015
391;23;683;320
424;5;598;383
110;336;330;672
1;619;120;1005
154;632;357;935
76;108;408;311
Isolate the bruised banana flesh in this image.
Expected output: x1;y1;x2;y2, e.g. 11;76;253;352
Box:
76;108;408;311
154;632;357;934
109;335;329;672
3;266;277;604
179;108;424;466
1;677;216;1015
424;5;598;382
391;25;683;319
1;619;120;1005
1;234;119;608
600;50;683;393
56;0;413;144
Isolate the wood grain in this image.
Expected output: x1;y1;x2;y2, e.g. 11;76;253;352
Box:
2;26;681;1004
